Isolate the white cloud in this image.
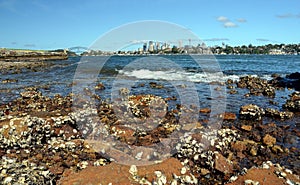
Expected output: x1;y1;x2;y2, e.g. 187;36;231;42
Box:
24;44;36;47
224;22;238;28
217;16;229;22
256;38;279;43
256;38;271;42
237;18;247;23
204;38;229;42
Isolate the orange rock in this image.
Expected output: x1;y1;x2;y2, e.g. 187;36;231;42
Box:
199;108;211;113
227;165;299;185
223;112;237;120
263;134;276;146
214;153;233;174
59;158;184;185
241;125;252;131
231;141;247;152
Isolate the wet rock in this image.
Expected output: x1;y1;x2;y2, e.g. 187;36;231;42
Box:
222;112;237;121
199;108;211;113
265;108;294;120
287;72;300;79
283;91;300;112
262;134;276;146
226;79;234;84
1;79;18;83
241;125;252;131
94;82;105;90
149;82;164;89
20;91;41;99
229;89;238;94
237;76;275;97
239;104;265;121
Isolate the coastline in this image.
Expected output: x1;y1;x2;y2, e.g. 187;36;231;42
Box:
0;55;299;184
0;49;68;62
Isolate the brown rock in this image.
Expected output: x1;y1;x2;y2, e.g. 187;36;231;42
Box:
49;166;64;175
231;141;247;152
200;168;210;176
226;165;299;185
53;155;62;162
35;153;43;160
214;153;233;174
241;125;252;131
250;147;257;156
59;158;184;185
223;112;237;120
199;108;211;113
263;134;276;146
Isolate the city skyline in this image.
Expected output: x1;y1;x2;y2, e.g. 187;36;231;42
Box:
0;0;299;50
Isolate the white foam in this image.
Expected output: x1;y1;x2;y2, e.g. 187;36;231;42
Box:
117;69;241;83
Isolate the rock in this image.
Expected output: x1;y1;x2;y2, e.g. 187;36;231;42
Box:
231;141;247;152
2;79;18;83
149;82;164;89
241;125;252;131
272;145;284;153
265;108;294;120
199;108;211;113
59;158;184;184
200;168;210;176
237;76;275;97
226;164;299;185
262;134;276;146
223;112;237;120
214;153;233;174
20;91;41;99
226;79;234;84
283;91;300;112
239;104;265;121
229;89;238;94
249;147;257;156
286;72;300;79
94;83;105;90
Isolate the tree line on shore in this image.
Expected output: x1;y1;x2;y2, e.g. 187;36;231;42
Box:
82;43;300;55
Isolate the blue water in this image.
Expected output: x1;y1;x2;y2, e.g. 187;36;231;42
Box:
1;55;300;116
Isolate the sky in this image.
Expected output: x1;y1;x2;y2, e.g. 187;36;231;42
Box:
0;0;299;50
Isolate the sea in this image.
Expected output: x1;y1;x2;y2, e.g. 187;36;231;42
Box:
1;55;300;124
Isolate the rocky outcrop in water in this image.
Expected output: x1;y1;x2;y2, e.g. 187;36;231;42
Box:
237;76;275;97
269;72;300;91
265;108;294;120
239;104;265;121
283;91;300;112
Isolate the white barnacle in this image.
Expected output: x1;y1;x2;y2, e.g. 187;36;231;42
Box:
129;165;138;176
181;167;187;175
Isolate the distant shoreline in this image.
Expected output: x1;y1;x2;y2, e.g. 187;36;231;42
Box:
0;49;69;62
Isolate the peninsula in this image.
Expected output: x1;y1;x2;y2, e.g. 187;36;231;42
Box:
0;49;71;62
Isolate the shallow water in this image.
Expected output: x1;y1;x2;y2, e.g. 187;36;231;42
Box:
1;55;300;116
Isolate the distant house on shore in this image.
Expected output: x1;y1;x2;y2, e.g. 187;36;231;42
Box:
269;49;285;55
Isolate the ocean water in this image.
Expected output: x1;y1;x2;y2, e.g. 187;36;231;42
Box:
1;55;300;117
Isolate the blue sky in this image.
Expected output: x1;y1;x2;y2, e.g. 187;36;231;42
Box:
0;0;299;50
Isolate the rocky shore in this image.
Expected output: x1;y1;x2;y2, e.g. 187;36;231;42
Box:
0;49;68;62
0;73;300;184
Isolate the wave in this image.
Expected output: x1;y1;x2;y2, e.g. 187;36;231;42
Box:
117;69;244;83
